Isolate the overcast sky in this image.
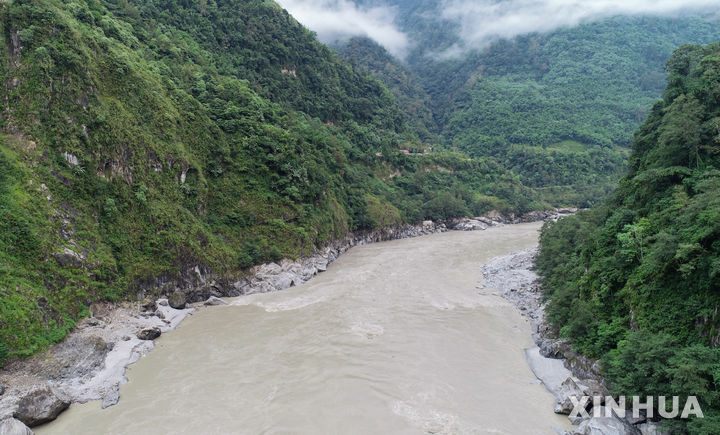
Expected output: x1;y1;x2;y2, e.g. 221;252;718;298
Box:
276;0;719;58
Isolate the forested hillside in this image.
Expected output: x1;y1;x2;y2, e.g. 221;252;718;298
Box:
535;43;720;434
338;37;438;143
0;0;542;362
340;6;720;206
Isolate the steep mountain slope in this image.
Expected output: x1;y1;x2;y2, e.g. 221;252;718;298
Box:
340;5;720;206
440;17;720;158
535;43;720;433
338;37;438;142
0;0;540;361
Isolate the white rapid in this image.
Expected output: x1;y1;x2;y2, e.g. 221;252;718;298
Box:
37;222;569;434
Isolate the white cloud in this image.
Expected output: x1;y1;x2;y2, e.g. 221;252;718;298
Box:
276;0;409;58
441;0;720;51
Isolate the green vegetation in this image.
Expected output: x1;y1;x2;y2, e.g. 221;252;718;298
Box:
341;10;720;206
0;0;543;362
436;16;720;144
338;37;438;142
3;4;719;409
536;43;720;433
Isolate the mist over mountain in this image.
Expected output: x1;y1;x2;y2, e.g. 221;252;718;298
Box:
329;6;720;207
275;0;409;57
279;0;719;57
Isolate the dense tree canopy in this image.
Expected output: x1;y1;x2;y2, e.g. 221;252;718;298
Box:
536;43;720;434
340;8;720;206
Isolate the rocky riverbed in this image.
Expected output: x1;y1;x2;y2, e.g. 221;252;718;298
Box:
480;248;669;435
0;209;574;432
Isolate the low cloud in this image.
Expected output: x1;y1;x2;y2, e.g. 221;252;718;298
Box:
441;0;719;52
276;0;409;58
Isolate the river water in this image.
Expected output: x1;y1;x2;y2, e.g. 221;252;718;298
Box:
38;222;569;434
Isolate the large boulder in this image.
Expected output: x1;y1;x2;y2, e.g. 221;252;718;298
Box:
52;247;83;268
0;418;34;435
41;336;112;381
453;219;488;231
540;339;602;380
572;415;641;435
577;379;609;400
268;272;295;291
554;377;586;415
13;388;69;427
253;263;297;291
136;327;161;341
167;292;186;309
312;257;328;272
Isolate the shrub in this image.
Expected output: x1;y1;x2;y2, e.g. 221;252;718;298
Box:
0;341;8;367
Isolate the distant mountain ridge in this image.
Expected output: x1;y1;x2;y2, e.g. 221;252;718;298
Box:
338;5;720;206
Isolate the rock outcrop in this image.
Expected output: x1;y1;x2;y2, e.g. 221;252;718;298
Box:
572;414;641;435
101;387;119;409
167;292;187;309
554;377;587;415
12;388;69;427
38;336;112;381
451;219;488;231
538;338;602;381
203;296;228;306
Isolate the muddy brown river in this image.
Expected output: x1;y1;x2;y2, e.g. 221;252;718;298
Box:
38;222;569;434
